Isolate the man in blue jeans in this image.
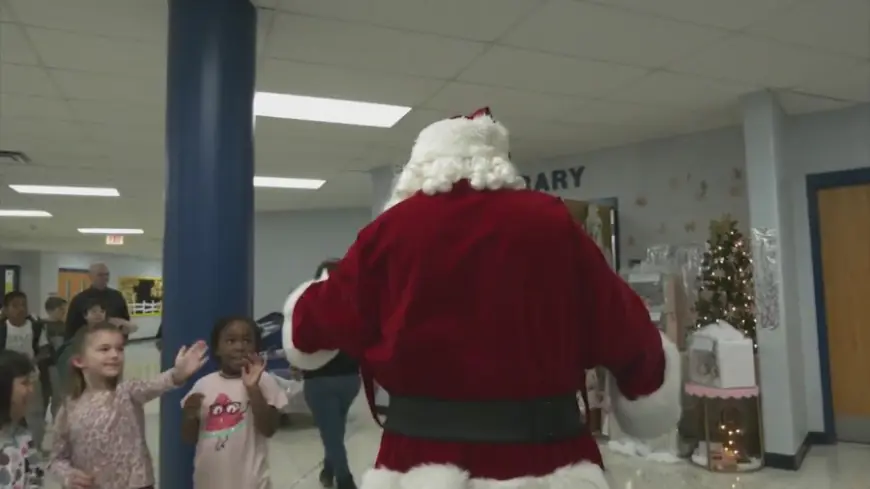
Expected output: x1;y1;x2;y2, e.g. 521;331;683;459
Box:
301;260;362;489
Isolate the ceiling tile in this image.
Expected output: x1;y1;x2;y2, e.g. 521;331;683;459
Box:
502;0;729;68
777;91;856;114
257;58;445;106
555;99;672;126
0;94;73;119
7;0;166;43
458;46;648;96
26;26;164;76
277;0;544;42
422;82;581;120
795;61;870;102
266;14;487;78
0;22;40;65
607;71;758;109
589;0;800;30
668;34;861;88
748;0;869;59
52;69;164;103
0;63;58;97
68;99;163;127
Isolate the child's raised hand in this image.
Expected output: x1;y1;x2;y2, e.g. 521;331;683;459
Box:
241;354;265;388
68;469;94;489
173;340;209;382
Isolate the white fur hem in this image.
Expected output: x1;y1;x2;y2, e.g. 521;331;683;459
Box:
361;462;610;489
608;332;682;440
282;276;338;370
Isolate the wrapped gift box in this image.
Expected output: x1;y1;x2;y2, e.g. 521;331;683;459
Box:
625;271;690;349
688;321;756;388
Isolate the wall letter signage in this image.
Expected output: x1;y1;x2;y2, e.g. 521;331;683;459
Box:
522;166;585;192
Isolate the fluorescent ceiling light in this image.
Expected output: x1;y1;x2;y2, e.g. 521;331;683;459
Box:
254;92;411;128
253;176;325;190
9;185;120;197
0;209;52;217
78;228;144;235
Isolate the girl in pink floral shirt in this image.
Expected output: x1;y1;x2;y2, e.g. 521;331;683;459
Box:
49;322;208;489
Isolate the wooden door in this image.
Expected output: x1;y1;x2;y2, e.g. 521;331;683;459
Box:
818;183;870;443
57;269;90;300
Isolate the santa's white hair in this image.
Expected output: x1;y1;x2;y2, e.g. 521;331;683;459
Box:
384;108;526;210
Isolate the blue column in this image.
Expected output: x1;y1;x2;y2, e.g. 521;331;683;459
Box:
161;1;256;488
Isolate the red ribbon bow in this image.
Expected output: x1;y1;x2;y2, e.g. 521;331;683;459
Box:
450;107;493;120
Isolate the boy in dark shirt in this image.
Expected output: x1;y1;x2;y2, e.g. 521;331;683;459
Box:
43;296;67;417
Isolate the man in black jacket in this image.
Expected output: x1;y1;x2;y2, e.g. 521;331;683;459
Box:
64;263;132;340
300;260;362;489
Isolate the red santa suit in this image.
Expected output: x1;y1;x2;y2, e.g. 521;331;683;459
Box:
283;108;682;489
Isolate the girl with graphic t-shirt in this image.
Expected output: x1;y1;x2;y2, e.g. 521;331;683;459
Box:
0;350;44;489
182;316;288;489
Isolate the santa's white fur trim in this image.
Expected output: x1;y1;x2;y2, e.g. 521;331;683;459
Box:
608;332;682;440
361;461;610;489
282;274;338;370
385;114;526;210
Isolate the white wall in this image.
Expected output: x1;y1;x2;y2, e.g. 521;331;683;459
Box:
253;208;371;317
523;127;749;266
785;103;870;433
0;249;42;306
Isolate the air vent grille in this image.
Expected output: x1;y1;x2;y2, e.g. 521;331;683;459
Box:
0;150;31;166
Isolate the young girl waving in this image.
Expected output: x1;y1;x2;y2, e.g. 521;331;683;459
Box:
182;316;287;489
49;322;207;489
0;350;44;489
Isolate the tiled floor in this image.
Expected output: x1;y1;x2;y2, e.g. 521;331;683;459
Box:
45;343;870;488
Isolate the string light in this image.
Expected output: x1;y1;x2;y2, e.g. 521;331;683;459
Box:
693;218;757;348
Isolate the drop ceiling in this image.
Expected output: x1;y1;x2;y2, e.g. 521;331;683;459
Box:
0;0;867;255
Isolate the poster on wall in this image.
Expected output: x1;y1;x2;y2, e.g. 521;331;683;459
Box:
118;276;163;317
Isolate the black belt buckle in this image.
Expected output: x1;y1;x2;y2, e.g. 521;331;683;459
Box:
527;396;583;443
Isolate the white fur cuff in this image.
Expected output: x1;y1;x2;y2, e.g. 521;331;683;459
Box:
361;461;610;489
608;332;682;440
282;278;338;370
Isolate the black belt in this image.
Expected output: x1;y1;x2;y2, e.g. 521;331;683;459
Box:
383;394;585;443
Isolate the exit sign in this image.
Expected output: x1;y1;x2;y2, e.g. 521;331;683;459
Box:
106;235;124;246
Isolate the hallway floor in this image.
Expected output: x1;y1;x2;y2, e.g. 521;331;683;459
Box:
44;342;870;489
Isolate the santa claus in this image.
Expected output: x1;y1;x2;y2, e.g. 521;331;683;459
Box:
283;108;681;489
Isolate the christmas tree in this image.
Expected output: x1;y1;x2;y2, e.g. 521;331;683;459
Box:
693;215;756;346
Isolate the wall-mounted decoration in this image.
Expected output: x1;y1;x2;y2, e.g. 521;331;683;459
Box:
118;276;163;317
521;166;585;192
635;196;648;207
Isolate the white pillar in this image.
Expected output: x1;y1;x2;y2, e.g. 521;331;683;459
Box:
370;165;395;218
369;165;396;410
742;91;806;457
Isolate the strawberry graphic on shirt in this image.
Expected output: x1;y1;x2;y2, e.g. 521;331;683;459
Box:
203;393;247;450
